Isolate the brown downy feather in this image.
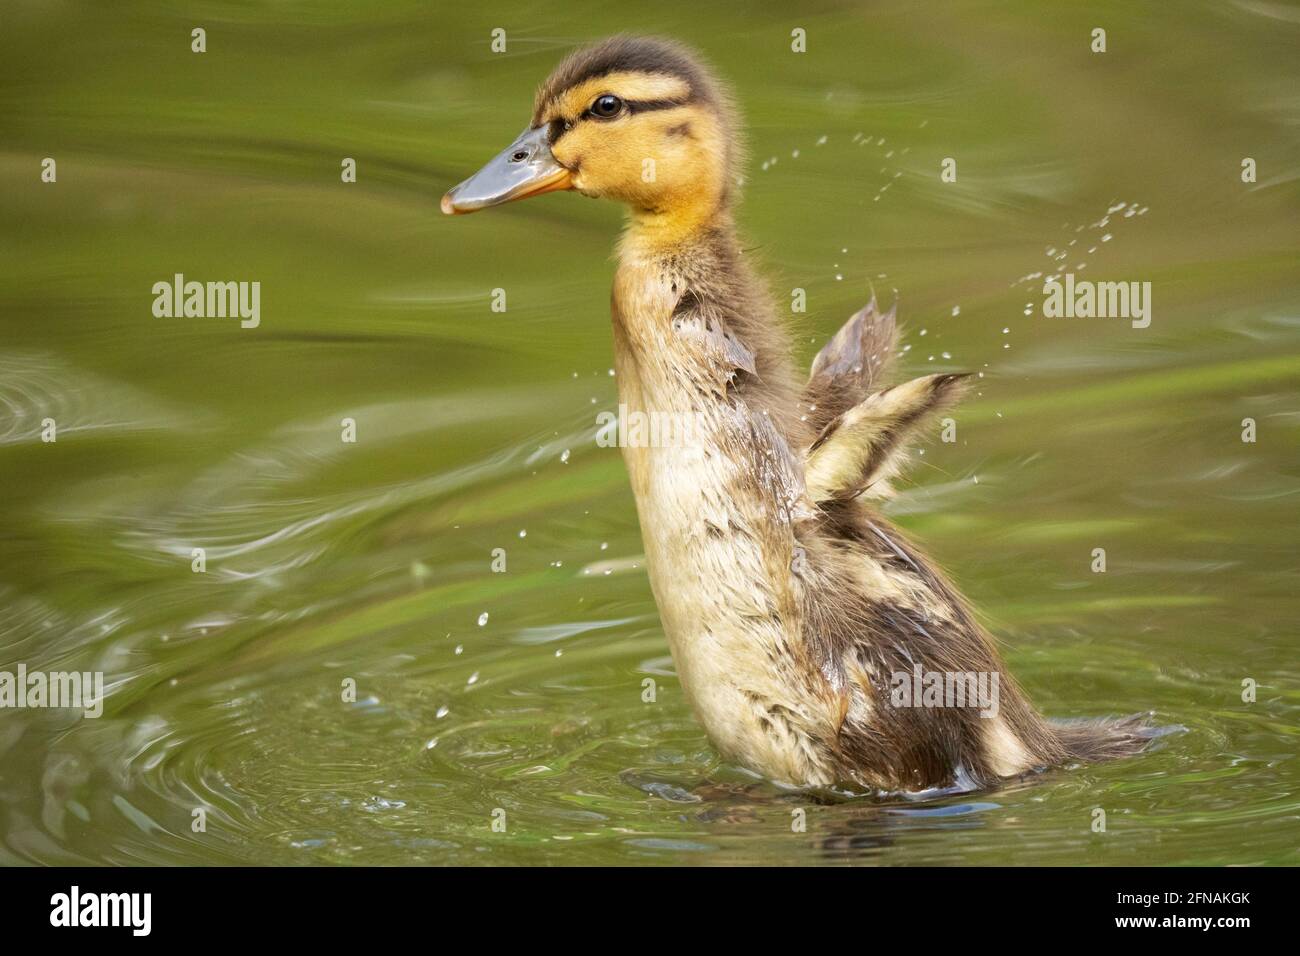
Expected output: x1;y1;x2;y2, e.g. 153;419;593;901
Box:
805;372;970;501
1051;715;1156;762
801;305;1153;788
803;297;899;434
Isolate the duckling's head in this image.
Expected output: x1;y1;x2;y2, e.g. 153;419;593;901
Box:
442;36;739;228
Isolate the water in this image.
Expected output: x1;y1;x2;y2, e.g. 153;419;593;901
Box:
1;1;1298;865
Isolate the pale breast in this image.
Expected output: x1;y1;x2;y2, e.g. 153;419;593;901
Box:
610;259;839;785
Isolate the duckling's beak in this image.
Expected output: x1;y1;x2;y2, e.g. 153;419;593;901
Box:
441;126;572;215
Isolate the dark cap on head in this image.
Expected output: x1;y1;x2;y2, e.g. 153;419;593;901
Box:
532;35;727;125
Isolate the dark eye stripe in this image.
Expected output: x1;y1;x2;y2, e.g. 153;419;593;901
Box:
547;96;692;146
617;96;691;115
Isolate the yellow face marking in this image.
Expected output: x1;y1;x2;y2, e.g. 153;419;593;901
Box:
529;69;729;247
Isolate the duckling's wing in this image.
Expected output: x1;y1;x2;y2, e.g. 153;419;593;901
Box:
804;373;970;501
803;297;898;434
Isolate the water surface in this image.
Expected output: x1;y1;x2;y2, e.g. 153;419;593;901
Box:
1;0;1297;865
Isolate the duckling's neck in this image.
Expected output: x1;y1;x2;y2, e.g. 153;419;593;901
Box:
622;190;729;257
612;196;809;448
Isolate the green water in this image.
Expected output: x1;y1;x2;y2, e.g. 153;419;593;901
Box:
1;0;1297;865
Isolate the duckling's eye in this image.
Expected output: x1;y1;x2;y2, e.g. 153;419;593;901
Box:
590;94;623;119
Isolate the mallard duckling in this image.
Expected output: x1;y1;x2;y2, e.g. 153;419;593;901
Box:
443;35;1149;791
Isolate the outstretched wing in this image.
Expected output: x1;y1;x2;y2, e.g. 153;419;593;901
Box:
804;373;970;501
802;296;899;434
803;299;969;501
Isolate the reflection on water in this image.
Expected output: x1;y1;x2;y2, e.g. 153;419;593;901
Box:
1;1;1298;865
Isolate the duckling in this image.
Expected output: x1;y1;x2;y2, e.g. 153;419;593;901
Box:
443;35;1150;792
